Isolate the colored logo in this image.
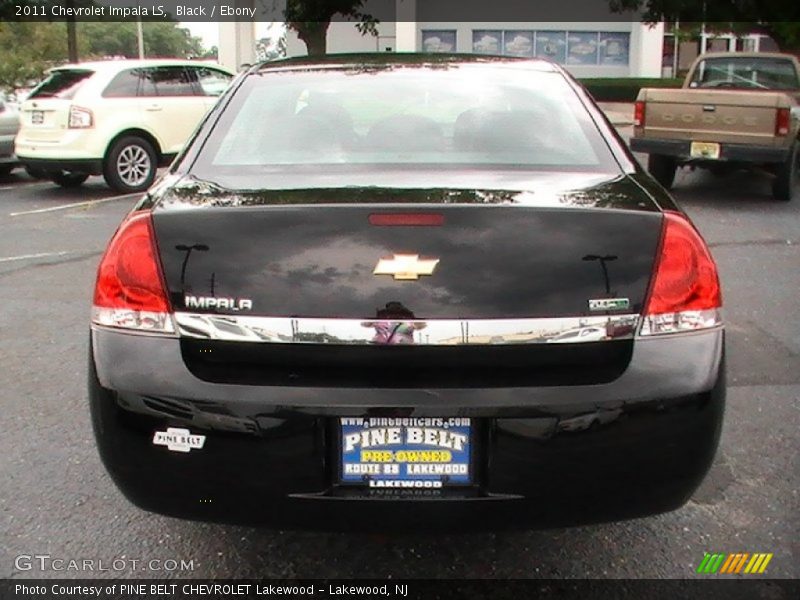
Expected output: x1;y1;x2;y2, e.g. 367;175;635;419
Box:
696;552;773;575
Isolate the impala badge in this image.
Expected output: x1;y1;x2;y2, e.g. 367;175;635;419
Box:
373;254;440;280
589;298;630;312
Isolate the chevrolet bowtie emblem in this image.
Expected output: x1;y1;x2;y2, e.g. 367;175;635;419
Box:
373;254;440;280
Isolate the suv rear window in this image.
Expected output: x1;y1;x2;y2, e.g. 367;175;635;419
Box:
29;69;94;100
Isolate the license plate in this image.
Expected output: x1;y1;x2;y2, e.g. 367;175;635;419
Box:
30;110;44;125
690;141;720;159
340;417;472;488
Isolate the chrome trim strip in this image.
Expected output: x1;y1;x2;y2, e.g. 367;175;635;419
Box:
173;312;639;345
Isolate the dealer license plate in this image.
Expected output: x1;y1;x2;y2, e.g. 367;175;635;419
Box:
690;141;720;159
340;417;472;489
30;110;44;125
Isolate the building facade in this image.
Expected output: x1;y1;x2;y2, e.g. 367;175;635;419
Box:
283;20;665;78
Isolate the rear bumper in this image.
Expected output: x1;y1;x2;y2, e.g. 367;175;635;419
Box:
630;137;790;164
89;327;725;530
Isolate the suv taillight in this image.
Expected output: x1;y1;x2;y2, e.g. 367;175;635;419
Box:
775;108;790;136
91;211;174;333
640;212;722;336
634;101;646;127
68;105;93;128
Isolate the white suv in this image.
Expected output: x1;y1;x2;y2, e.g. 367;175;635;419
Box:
15;59;234;192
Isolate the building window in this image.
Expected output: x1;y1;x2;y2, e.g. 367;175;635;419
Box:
599;32;630;65
535;31;567;63
567;32;600;65
468;29;630;66
503;31;534;57
422;30;456;53
472;30;502;54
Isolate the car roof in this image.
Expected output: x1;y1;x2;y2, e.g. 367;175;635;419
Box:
49;59;232;74
254;52;560;74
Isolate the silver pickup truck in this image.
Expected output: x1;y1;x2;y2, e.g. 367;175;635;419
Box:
630;52;800;201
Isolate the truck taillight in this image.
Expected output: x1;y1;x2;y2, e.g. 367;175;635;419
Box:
634;101;646;127
92;211;174;333
775;108;790;136
640;212;722;336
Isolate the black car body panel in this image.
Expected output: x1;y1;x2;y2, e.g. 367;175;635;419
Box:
151;181;663;320
89;328;724;530
89;55;725;529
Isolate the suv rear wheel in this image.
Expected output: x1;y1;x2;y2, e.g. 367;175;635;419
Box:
51;171;89;188
103;136;157;193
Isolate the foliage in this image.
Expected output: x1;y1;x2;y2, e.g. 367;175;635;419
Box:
0;22;68;92
0;20;206;92
279;0;379;56
579;77;683;102
79;22;204;59
610;0;800;51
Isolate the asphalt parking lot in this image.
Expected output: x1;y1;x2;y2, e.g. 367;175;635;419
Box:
0;159;797;579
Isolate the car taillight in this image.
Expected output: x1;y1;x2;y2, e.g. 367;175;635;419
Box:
639;211;722;336
634;101;646;127
68;105;93;128
775;108;790;136
91;211;174;333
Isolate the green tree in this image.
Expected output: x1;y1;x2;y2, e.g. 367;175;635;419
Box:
79;22;204;59
610;0;800;52
280;0;378;56
0;22;73;92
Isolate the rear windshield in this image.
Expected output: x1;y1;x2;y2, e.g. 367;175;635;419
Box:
190;65;620;187
689;57;800;90
28;69;94;100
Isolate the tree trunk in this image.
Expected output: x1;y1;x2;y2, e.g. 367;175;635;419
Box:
66;0;78;62
297;22;330;57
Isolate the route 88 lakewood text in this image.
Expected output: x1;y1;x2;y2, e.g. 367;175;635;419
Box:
15;584;408;597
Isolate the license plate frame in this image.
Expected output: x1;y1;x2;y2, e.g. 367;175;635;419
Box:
30;110;44;125
690;141;721;160
338;417;474;489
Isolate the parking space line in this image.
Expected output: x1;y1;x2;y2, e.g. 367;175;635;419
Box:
0;182;53;191
0;251;70;263
9;193;138;216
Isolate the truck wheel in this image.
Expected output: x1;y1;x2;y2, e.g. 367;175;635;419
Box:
103;136;157;193
772;142;799;202
51;172;89;188
647;154;677;189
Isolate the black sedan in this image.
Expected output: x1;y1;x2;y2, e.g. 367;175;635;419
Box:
89;54;724;530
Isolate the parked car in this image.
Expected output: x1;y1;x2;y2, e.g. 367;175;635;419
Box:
89;54;724;530
0;94;20;176
546;326;607;343
630;52;800;201
15;59;234;192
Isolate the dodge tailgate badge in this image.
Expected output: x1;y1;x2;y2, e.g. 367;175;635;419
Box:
373;254;440;280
